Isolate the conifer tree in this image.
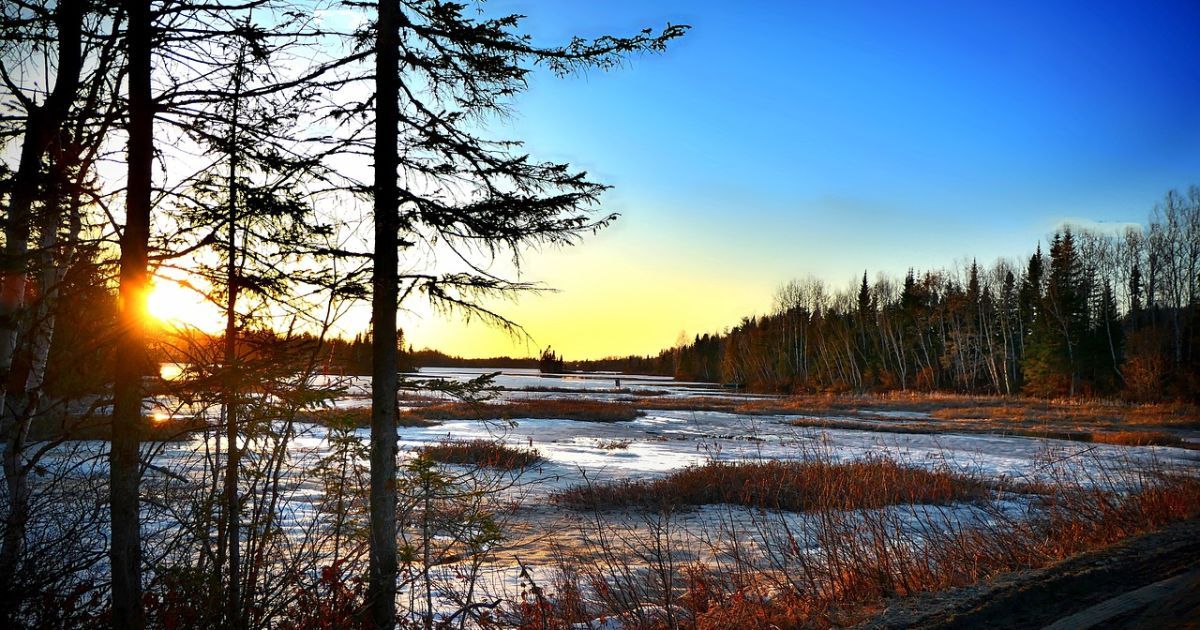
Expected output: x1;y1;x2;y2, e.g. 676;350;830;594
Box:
358;3;685;625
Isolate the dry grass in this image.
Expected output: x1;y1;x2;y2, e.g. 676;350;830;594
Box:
634;392;971;415
408;399;643;423
637;392;1198;450
926;400;1200;428
554;458;986;512
1089;429;1190;447
637;393;1200;430
418;439;542;470
504;385;670;396
789;417;1198;450
519;456;1200;629
301;399;642;428
298;405;437;428
632;396;747;413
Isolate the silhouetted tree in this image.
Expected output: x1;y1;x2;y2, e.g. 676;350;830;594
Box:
110;0;154;624
357;3;685;625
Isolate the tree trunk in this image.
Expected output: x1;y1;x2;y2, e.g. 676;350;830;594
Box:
368;0;400;626
111;0;153;625
219;43;246;628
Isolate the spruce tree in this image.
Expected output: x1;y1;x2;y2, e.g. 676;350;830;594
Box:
358;3;685;626
1024;231;1087;395
1129;262;1143;326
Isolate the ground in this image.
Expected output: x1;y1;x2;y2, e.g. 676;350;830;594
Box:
20;366;1200;626
860;519;1200;629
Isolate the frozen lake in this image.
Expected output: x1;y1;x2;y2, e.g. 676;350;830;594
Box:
10;368;1200;625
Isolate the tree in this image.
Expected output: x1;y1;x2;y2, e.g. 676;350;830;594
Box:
367;0;401;624
0;0;86;601
138;4;359;621
0;0;85;406
358;3;685;625
538;347;565;374
1087;279;1123;390
110;0;154;624
1128;261;1143;326
857;271;872;315
1046;230;1088;394
0;3;130;617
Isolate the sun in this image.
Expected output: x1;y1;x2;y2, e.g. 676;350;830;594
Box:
146;278;221;332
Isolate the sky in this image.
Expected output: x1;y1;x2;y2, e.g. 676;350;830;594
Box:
383;0;1200;360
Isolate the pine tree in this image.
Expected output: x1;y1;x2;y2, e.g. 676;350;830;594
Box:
1129;262;1143;326
1088;279;1123;391
1018;246;1044;341
359;4;684;626
1024;231;1088;395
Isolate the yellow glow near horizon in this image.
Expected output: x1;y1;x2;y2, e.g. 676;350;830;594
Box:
146;278;222;332
391;244;779;360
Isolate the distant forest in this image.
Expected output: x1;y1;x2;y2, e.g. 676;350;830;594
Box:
575;189;1200;401
319;343;564;373
145;330;549;375
61;187;1197;401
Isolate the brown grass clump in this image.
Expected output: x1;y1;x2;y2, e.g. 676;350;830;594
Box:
299;405;437;428
301;399;642;428
521;459;1200;630
409;399;643;423
506;385;670;396
418;439;542;470
789;417;1198;450
633;396;745;413
926;399;1200;428
554;458;985;512
1089;429;1190;447
676;471;1200;627
637;393;1200;430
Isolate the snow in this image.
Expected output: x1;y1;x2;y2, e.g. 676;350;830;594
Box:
5;368;1199;622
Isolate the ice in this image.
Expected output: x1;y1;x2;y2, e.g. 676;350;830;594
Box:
5;368;1198;623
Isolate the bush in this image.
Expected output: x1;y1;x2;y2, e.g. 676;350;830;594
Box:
554;457;986;512
411;399;643;423
418;439;543;471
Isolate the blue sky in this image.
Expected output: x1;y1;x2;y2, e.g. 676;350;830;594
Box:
401;0;1200;358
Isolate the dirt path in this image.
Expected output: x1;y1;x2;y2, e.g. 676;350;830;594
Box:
859;519;1200;629
1047;568;1200;629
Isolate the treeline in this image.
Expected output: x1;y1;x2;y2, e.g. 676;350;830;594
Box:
578;189;1200;400
147;316;547;376
316;331;412;375
152;329;414;376
406;348;540;370
316;339;551;373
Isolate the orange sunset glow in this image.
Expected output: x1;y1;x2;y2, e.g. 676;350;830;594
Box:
145;278;221;332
